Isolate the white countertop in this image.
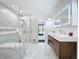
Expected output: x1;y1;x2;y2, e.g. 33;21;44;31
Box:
48;32;77;42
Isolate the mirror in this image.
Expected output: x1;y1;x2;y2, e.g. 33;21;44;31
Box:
54;4;70;27
53;19;61;27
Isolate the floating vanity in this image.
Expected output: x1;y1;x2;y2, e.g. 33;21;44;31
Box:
48;32;77;59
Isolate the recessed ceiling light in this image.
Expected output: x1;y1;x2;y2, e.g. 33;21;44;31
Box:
19;9;23;13
48;18;52;21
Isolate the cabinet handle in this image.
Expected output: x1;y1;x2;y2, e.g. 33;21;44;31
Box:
49;40;55;46
19;40;21;43
52;42;55;46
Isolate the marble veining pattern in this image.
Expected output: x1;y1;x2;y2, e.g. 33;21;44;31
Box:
22;43;58;59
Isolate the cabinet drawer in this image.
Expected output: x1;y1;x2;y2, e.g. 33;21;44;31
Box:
54;45;59;56
48;35;59;56
48;35;53;41
48;41;55;49
53;39;59;56
48;35;59;45
48;40;59;56
48;36;59;48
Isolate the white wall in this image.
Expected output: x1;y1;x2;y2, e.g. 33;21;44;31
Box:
45;20;54;43
45;20;54;32
71;0;78;25
53;26;78;37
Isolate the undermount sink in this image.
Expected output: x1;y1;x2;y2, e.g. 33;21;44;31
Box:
48;32;77;42
54;34;69;37
48;32;76;39
49;32;69;38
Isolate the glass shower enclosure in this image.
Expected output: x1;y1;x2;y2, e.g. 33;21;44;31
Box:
0;3;31;59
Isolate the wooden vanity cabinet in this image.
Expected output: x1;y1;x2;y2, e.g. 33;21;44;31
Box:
48;35;77;59
48;35;59;56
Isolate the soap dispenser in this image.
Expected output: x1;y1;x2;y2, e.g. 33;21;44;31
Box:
69;32;73;36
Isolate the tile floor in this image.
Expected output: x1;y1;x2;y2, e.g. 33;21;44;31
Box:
22;43;58;59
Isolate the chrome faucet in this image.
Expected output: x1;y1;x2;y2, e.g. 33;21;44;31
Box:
59;29;62;34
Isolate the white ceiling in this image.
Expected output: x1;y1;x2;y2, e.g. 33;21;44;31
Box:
0;0;71;18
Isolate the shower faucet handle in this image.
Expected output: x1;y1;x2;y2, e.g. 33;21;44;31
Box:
19;40;21;42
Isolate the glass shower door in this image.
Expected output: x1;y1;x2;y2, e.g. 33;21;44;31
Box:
19;14;31;59
0;3;21;59
0;3;31;59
